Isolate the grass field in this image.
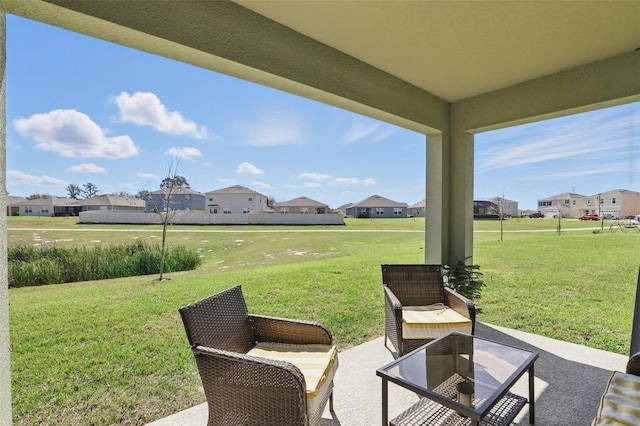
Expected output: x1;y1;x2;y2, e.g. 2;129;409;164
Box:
7;216;640;424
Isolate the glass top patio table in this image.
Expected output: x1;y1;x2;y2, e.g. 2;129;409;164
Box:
377;332;539;426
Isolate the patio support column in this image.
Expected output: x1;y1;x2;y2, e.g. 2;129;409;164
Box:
425;132;448;264
448;125;475;263
0;6;11;426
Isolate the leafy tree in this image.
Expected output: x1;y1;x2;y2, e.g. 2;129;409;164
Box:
82;182;100;198
66;184;82;199
26;193;49;200
160;175;189;189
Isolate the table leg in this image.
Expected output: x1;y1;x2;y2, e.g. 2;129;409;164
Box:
382;379;388;425
529;364;535;424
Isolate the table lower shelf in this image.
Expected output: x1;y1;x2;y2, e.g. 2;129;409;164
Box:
390;392;527;426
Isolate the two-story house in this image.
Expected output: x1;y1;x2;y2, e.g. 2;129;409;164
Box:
579;189;640;219
205;185;268;214
145;188;206;213
537;192;585;218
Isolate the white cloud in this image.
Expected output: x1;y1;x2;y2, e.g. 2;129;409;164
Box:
236;162;264;175
250;181;272;190
304;182;322;188
166;147;203;161
7;170;67;187
333;177;378;186
66;163;105;173
216;178;235;185
112;91;208;139
342;118;395;144
234;110;305;146
299;172;332;181
14;109;138;159
476;106;640;173
137;172;157;179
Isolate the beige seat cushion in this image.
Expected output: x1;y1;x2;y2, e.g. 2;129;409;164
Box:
592;371;640;426
402;304;472;340
248;342;338;415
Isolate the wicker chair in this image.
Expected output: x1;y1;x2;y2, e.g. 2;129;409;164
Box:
382;264;476;357
179;285;337;426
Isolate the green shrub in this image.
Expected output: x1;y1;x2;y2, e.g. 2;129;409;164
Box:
8;242;202;288
442;256;485;300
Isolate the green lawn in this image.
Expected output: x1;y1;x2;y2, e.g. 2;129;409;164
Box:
7;216;640;424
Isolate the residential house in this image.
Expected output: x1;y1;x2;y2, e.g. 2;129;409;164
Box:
408;199;425;217
578;189;640;218
345;195;408;218
205;185;268;214
473;200;498;217
537;193;586;218
14;196;75;217
6;196;25;216
274;196;329;214
487;197;519;218
71;194;145;213
145;188;205;213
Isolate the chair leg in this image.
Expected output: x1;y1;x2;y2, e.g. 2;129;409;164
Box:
329;391;334;412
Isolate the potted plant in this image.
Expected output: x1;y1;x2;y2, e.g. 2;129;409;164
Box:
442;257;485;301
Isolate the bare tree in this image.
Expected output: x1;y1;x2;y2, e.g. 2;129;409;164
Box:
145;161;188;281
488;189;509;241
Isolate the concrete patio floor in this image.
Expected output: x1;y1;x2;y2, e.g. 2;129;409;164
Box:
147;322;627;426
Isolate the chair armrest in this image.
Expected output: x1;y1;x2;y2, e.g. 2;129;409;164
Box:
443;287;476;332
384;286;402;311
192;345;307;424
250;314;333;345
627;351;640;376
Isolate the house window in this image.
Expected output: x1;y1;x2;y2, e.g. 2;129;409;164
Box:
100;206;108;210
248;196;253;202
209;197;213;202
280;207;289;214
210;208;217;214
587;199;591;205
572;200;576;205
41;207;49;213
25;206;32;213
242;208;250;214
223;208;231;214
393;208;403;215
600;198;604;204
612;197;617;204
375;208;385;215
300;208;308;214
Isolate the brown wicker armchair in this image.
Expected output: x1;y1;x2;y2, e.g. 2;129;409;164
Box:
382;264;476;357
179;285;337;426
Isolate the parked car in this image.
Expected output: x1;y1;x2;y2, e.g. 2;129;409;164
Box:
529;212;544;218
579;214;600;221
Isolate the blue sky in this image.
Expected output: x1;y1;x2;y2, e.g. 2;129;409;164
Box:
6;16;640;211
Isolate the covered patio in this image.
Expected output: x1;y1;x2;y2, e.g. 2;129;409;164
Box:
149;322;627;425
0;1;639;424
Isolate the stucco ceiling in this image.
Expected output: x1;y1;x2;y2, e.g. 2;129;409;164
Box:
237;1;640;102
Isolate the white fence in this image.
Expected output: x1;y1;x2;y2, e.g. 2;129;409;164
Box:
79;211;345;225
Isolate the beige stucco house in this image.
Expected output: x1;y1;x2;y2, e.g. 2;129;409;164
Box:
205;185;269;214
274;196;329;214
13;196;75;217
72;194;145;213
345;195;408;219
578;189;640;219
0;2;639;423
537;192;586;218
